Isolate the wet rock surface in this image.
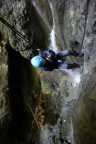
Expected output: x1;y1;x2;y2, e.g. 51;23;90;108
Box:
0;0;48;59
0;34;11;143
0;0;96;144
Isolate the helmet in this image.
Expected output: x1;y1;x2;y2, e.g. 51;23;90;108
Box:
31;56;45;68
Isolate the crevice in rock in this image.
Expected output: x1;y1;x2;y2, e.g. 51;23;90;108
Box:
7;43;40;144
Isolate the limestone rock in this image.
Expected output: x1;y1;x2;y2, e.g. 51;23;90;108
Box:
0;0;96;144
0;34;11;143
0;0;48;59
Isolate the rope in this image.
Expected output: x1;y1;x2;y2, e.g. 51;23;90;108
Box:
26;102;40;129
0;16;38;55
81;0;91;50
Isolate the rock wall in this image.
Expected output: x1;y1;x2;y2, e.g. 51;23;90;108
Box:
73;0;96;143
0;33;42;144
7;44;41;144
0;0;48;58
0;33;11;143
0;0;96;144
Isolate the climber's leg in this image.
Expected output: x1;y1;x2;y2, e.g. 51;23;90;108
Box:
56;50;70;58
57;50;83;58
58;62;80;70
68;50;83;57
66;63;80;69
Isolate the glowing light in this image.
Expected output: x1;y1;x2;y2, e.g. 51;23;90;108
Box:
64;120;66;122
73;73;81;87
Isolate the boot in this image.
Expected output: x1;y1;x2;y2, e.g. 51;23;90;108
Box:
69;50;84;57
67;63;80;69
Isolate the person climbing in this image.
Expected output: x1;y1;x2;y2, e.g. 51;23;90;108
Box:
31;49;83;71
